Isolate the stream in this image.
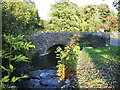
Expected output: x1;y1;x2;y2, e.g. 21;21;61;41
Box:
17;69;63;89
12;45;77;89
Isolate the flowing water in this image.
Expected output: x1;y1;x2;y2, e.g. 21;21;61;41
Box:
14;45;65;89
31;50;58;69
31;44;64;69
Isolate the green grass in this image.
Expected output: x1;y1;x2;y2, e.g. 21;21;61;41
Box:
84;46;120;66
77;46;120;88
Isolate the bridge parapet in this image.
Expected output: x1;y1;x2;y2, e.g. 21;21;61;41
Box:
31;32;110;56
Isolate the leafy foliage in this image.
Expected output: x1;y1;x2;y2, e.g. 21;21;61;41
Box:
1;1;40;88
45;1;118;32
106;15;118;32
56;45;80;81
48;1;80;31
1;34;35;89
56;33;80;81
2;0;42;35
98;4;110;23
1;64;28;88
113;0;120;31
2;34;35;60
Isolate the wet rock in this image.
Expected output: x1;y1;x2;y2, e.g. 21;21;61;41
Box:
65;79;71;84
40;70;57;78
40;73;50;78
11;85;18;88
17;69;63;88
31;79;41;88
41;78;61;87
61;85;69;88
39;70;62;87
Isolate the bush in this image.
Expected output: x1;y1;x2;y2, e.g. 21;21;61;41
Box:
55;33;81;81
1;34;35;89
56;45;80;81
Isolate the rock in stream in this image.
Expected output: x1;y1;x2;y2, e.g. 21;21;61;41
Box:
17;69;64;89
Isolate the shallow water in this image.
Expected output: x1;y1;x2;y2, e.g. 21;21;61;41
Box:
16;69;63;88
31;50;58;69
14;45;64;88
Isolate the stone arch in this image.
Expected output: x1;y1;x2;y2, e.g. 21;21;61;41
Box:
31;32;110;56
46;44;65;55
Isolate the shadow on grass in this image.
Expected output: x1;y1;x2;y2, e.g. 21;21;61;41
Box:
77;46;120;88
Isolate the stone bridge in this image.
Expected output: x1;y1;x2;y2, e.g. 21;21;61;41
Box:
29;32;110;56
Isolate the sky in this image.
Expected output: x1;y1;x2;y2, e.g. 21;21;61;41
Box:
33;0;118;20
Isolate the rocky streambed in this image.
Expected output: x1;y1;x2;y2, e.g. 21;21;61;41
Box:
14;67;78;89
16;69;62;89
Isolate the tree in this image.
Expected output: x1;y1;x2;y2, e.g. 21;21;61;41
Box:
98;4;110;23
47;1;111;32
77;5;102;32
55;0;69;3
106;15;118;32
48;1;81;31
1;1;38;88
113;0;120;31
2;0;42;35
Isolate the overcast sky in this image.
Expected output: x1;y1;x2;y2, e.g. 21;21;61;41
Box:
33;0;118;20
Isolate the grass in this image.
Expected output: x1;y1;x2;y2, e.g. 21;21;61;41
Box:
76;46;120;88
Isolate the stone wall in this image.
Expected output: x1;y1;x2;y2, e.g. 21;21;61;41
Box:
30;32;110;56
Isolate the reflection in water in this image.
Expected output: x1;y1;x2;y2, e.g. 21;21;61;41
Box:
31;45;65;69
31;51;58;69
